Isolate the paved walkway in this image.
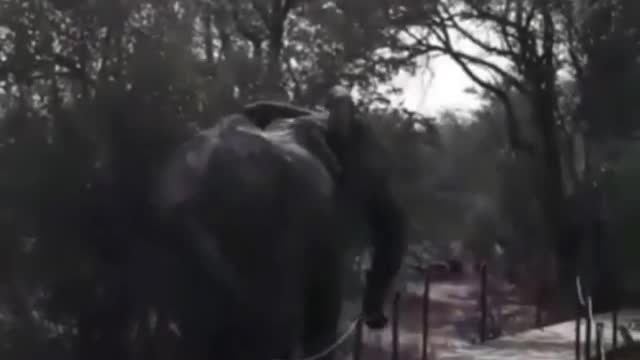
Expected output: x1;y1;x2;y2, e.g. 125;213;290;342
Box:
439;309;640;360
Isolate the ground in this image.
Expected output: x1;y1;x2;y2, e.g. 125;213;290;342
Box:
336;270;640;360
338;268;543;359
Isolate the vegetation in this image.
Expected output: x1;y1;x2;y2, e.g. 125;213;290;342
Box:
0;0;638;357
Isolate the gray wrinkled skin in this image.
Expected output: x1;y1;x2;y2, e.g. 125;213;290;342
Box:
154;87;407;360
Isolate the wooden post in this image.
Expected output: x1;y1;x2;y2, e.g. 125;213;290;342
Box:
576;276;586;360
596;322;604;360
391;292;400;360
575;299;582;360
479;263;488;343
612;303;618;360
585;297;592;360
535;283;544;328
422;268;431;360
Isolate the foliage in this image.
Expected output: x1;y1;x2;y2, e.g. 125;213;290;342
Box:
605;142;640;295
0;0;440;356
0;0;638;356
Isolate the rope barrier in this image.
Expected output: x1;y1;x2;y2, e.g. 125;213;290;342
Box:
273;316;362;360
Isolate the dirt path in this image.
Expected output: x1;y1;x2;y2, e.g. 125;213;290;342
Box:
439;309;640;360
352;272;539;359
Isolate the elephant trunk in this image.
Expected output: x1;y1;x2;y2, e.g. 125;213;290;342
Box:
361;189;408;329
362;237;406;329
325;86;355;152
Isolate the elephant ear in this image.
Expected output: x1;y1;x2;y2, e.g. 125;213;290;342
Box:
325;85;355;143
243;101;317;128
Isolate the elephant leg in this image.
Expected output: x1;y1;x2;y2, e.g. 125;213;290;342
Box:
302;252;343;360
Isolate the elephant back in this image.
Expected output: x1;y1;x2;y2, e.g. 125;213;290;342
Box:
263;116;341;181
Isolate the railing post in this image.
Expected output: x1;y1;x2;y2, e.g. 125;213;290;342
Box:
596;322;604;360
391;292;400;360
612;297;619;360
585;297;592;360
576;276;587;360
479;263;488;343
575;296;582;360
535;281;543;328
422;267;431;360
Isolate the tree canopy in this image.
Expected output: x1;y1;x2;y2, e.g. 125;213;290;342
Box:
0;0;638;357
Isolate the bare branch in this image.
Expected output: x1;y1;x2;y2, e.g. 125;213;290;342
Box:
437;4;517;59
431;22;534;154
437;1;543;93
464;1;522;30
398;28;524;94
436;27;527;92
523;1;537;29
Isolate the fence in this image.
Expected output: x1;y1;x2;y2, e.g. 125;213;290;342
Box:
350;262;493;360
574;276;621;360
345;267;633;360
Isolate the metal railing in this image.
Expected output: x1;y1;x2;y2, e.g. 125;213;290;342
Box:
574;275;620;360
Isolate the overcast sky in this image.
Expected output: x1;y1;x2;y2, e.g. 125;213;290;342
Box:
389;57;485;117
386;25;511;119
0;23;502;119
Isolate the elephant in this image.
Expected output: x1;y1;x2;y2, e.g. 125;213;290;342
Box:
153;86;407;359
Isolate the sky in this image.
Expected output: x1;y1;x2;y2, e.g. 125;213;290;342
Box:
390;57;486;117
387;23;510;118
0;23;501;119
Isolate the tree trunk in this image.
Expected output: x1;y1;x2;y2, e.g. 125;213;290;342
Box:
261;0;296;98
203;3;214;64
532;84;575;292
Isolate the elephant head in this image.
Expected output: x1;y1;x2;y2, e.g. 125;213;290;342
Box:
243;86;408;329
324;86;355;147
326;88;407;329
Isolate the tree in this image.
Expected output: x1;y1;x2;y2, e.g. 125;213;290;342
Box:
378;0;578;290
0;0;437;357
373;0;639;296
